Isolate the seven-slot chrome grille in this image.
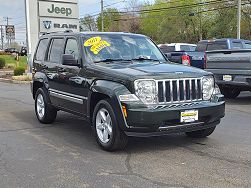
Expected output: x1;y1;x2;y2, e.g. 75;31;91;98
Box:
157;78;203;103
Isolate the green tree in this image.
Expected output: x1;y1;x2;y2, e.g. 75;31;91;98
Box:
140;0;199;44
206;1;237;39
240;3;251;40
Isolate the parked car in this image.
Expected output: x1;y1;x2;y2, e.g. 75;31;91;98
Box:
205;49;251;99
19;46;27;56
4;48;18;54
196;38;251;51
31;31;225;151
158;43;204;69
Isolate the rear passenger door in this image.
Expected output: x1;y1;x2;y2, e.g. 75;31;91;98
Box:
45;37;65;106
33;38;49;75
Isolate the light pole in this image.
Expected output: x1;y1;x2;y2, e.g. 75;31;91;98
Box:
237;0;241;39
101;0;104;32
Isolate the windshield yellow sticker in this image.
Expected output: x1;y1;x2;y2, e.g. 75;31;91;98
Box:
90;40;110;54
84;36;111;54
84;36;102;47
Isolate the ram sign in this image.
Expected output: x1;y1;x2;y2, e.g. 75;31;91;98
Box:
25;0;79;57
40;18;79;33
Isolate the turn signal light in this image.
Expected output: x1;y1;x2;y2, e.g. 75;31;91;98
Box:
122;105;128;118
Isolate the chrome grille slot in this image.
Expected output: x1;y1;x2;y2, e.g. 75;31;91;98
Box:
157;78;202;104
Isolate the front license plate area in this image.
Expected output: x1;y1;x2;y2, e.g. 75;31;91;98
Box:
180;110;198;123
223;75;232;81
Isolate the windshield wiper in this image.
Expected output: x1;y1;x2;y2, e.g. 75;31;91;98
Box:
94;59;132;63
132;56;160;62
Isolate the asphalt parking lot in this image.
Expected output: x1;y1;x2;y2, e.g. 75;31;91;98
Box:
0;82;250;188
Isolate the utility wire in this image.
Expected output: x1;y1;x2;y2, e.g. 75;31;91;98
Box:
81;0;233;18
109;0;233;14
112;2;250;21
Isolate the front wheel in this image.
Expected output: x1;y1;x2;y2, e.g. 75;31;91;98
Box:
186;126;216;138
93;99;128;151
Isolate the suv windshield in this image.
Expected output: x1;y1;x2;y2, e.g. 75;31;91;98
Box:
83;34;166;63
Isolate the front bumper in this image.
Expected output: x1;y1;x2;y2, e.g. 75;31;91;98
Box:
121;94;225;136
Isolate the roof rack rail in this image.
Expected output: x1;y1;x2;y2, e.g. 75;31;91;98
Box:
41;30;74;35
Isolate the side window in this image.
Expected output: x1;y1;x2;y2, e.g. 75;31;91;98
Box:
245;43;251;49
195;43;207;52
232;42;243;49
35;39;49;61
48;38;65;63
65;39;79;59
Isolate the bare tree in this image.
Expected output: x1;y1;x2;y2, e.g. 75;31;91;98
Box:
80;15;97;32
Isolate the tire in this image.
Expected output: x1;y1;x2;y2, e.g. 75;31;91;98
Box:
220;86;240;99
186;126;216;138
93;99;128;151
35;88;57;124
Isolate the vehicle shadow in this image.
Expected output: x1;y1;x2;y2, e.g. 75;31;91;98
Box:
12;110;210;154
225;91;251;106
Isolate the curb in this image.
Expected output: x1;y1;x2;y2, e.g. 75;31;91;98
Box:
0;78;31;84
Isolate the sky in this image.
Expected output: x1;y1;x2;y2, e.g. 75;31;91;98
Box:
0;0;151;46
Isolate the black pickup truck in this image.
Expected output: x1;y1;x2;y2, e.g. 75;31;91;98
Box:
205;49;251;98
158;44;205;69
31;31;225;151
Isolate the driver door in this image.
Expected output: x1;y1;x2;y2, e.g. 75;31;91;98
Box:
56;37;88;115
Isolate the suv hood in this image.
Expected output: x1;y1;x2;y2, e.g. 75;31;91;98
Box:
96;61;209;80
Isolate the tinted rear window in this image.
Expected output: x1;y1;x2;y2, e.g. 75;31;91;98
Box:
207;42;227;50
159;45;175;53
196;43;207;52
35;39;49;61
232;42;243;49
180;45;196;51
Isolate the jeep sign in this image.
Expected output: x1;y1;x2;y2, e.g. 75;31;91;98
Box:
47;4;72;16
39;1;78;18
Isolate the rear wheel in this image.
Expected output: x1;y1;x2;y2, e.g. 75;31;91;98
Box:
220;86;240;99
93;99;128;151
35;88;57;124
186;126;216;138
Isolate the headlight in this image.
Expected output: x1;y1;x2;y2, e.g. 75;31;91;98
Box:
134;79;157;104
202;76;214;100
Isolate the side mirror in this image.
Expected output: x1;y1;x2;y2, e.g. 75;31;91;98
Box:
62;54;79;66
